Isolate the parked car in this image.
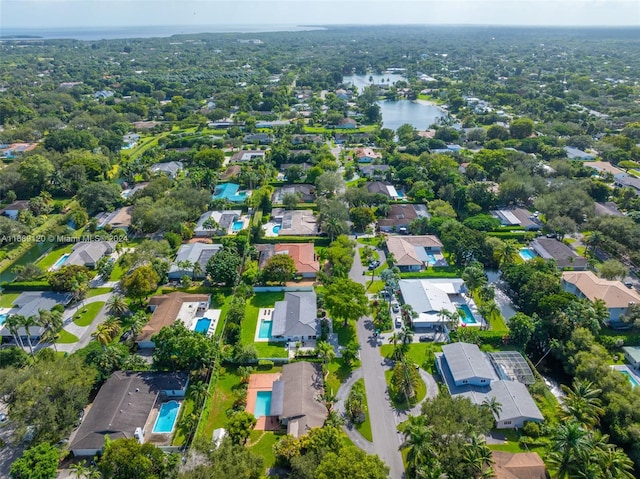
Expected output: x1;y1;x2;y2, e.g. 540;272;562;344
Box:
419;334;434;342
392;302;400;313
395;317;402;328
368;260;380;270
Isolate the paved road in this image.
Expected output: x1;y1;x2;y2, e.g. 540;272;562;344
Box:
350;243;406;479
54;292;114;353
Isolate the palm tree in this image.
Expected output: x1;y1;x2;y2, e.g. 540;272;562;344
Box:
560;379;604;429
106;295;129;317
119;311;147;338
399;415;436;474
388;332;404;361
461;264;487;292
38;309;63;352
192;261;203;279
494;239;519;267
92;320;120;350
21;315;40;356
547;421;591;479
315;341;335;378
482;396;502;423
323;216;346;242
585;231;604;256
190;380;209;408
70;461;90;479
463;434;494;479
317;388;337;413
5;314;26;349
596;444;635;479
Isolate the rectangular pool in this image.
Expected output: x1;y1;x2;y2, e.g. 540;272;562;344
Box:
254;391;272;418
152;400;181;434
519;248;536;261
620;370;640;387
458;304;478;325
51;253;70;270
231;220;244;232
426;252;437;265
258;319;273;339
0;314;6;326
194;318;211;334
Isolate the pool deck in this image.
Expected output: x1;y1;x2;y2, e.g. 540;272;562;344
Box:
452;295;485;328
612;364;640;386
198;309;221;335
144;399;182;446
246;373;282;431
254;308;276;342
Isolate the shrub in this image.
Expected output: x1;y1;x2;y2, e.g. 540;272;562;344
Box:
258;359;274;369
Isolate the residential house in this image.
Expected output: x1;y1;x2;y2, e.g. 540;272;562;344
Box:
280;162;312;174
622;346;640;370
271;208;318;236
65;241;115;269
386;235;446;271
291;134;323;145
270;291;319;342
221;165;242;180
168;243;222;280
272;184;315;204
95;206;134;231
435;342;544;429
353;147;382;163
256;243;320;278
255;120;290;128
492;452;550;479
366;181;400;200
564;146;596;161
243;133;273;145
93;90;114;100
398;278;469;331
150;161;184;179
122;133;140;149
336;118;357;129
595;201;624;217
69;371;189;456
0;143;37;159
212;183;249;203
491;208;541;231
230;150;266;163
531;238;588;270
0;292;72;342
378;204;430;233
194;210;244;237
335;89;352;101
0;200;30;220
136;292;210;348
561;270;640;327
270;362;327;437
121;182;148;199
614;173;640;196
358;164;390;179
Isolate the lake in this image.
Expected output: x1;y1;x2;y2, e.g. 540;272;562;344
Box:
0;242;52;287
342;74;445;131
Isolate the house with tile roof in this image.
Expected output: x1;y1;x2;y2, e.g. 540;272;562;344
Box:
386;235;445;271
256;243;320;278
562;270;640;327
492;451;549;479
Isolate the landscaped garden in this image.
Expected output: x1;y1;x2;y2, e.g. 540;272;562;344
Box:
73;301;105;327
241;292;288;358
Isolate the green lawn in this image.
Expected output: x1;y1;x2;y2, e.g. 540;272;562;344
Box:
326;358;359;395
35;243;74;271
248;430;282;470
357;237;383;247
242;292;288;358
333;319;357;347
202;366;242;439
109;262;126;281
86;287;112;298
173;386;197;446
0;292;20;308
212;292;234;337
56;329;79;344
380;343;442;374
367;280;385;294
353;378;373;442
384;367;427;409
472;290;509;332
73;301;105;327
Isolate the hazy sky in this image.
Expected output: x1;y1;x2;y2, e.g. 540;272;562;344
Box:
1;0;639;29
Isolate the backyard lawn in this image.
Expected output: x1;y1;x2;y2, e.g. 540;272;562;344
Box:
73;301;105;326
86;287;112;298
0;292;20;308
35;243;74;271
326;357;359;396
248;430;282;470
202;366;242;439
242;292;288;358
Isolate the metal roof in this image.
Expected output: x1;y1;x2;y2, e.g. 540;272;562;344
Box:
441;342;496;382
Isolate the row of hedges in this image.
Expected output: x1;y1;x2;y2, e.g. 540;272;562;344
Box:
487;231;530;241
1;281;51;291
255;236;331;246
399;267;460;279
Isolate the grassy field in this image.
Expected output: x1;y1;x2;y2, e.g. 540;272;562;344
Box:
73;301;105;327
0;292;20;307
353;378;373;442
380;343;442;374
86;287;112;298
56;329;79;344
384;368;427;409
333;319;357;347
248;430;282;470
109;262;126;281
242;292;288;358
202;366;241;438
35;243;74;271
326;357;358;396
366;280;385;294
212;293;234;337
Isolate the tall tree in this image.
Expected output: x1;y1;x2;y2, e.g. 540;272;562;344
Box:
324;278;370;327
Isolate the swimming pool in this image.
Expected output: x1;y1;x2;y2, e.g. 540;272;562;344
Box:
0;314;6;326
458;304;478;325
258;319;273;339
426;252;437;265
272;225;281;235
620;370;640;387
254;391;272;418
152;400;180;434
519;248;536;261
51;253;70;270
194;318;211;334
231;220;244;232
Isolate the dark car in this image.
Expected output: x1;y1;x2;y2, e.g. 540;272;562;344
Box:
419;334;434;342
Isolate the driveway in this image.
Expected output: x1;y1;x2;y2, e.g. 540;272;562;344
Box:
55;292;114;354
349;242;406;479
334;367;375;454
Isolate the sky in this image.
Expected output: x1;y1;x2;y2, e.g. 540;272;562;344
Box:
1;0;639;30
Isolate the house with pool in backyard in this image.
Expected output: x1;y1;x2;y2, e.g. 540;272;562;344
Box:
69;371;189;456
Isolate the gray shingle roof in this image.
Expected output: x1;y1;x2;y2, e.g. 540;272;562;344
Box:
272;291;318;338
276;362;326;437
65;241;115;267
169;243;222;277
1;292;72;337
460;380;544;424
441;342;496;382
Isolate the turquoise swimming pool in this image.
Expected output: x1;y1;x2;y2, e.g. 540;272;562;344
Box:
0;314;6;326
272;225;281;235
458;304;478;325
232;220;244;232
519;248;536;261
254;391;272;418
258;319;273;339
620;370;640;387
153;400;180;434
194;318;211;334
52;253;70;270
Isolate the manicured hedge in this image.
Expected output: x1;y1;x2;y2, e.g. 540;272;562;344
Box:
1;281;51;291
399;268;460;279
255;236;331;246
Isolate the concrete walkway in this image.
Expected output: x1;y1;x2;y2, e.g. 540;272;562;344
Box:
334;367;375;454
349;242;406;479
54;292;115;353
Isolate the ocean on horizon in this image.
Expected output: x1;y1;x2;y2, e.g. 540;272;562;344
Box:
0;24;325;41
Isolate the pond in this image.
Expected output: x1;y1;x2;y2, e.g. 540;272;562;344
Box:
377;99;445;132
0;242;53;287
